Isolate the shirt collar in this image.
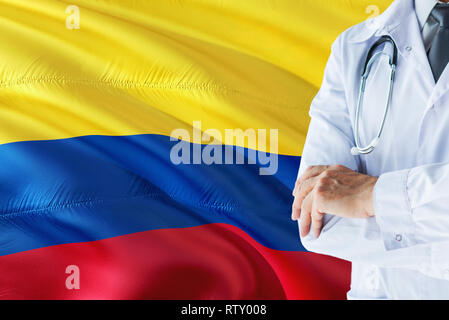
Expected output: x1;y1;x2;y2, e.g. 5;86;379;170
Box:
415;0;439;29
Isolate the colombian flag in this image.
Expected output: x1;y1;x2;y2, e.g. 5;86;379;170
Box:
0;0;390;299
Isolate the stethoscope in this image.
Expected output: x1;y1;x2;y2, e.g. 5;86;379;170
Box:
351;35;398;156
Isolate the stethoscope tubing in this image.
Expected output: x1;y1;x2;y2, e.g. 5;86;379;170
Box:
351;35;397;156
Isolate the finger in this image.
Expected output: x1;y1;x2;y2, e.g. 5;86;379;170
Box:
292;179;300;196
300;165;330;183
299;193;313;237
310;205;325;238
291;195;301;220
294;176;319;214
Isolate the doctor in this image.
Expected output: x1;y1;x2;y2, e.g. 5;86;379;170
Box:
292;0;449;299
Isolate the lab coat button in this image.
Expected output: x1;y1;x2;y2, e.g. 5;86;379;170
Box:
395;234;402;242
405;46;412;52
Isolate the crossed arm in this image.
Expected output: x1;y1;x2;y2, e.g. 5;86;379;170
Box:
291;164;378;238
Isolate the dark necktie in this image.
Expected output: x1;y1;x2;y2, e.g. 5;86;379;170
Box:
428;4;449;82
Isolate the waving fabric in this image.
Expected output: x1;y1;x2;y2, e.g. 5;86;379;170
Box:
0;0;390;299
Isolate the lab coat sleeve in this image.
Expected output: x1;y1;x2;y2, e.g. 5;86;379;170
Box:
298;35;449;280
374;163;449;279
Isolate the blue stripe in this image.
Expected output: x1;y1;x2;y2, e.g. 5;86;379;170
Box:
0;134;303;255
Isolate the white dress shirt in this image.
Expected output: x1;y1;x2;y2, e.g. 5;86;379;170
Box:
298;0;449;299
415;0;438;28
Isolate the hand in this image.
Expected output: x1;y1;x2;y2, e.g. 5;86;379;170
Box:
291;165;378;238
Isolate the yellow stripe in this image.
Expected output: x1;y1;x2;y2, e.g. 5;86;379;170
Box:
0;0;391;155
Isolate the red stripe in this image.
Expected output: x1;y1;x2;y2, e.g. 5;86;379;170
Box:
0;223;350;299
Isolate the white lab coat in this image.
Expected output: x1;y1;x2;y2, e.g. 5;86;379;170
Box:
299;0;449;299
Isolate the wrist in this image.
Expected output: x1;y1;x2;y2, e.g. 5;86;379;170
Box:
365;176;378;217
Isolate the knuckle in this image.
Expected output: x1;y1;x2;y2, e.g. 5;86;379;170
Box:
306;178;315;189
314;188;326;200
306;165;316;173
311;210;324;221
321;170;330;177
299;180;311;193
321;169;334;178
318;177;328;185
323;169;338;178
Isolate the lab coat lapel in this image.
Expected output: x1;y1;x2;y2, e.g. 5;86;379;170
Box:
427;54;449;108
427;67;449;109
385;0;449;110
